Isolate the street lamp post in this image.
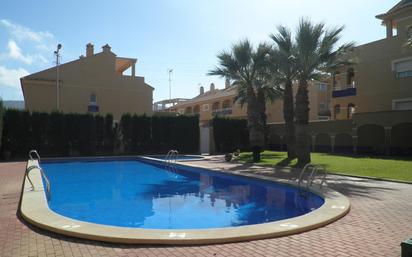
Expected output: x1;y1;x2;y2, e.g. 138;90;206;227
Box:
168;68;173;100
54;44;62;110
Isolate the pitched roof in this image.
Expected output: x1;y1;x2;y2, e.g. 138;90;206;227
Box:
376;0;412;20
173;86;237;107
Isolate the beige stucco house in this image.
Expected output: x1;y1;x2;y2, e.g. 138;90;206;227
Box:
331;0;412;120
21;43;154;121
169;79;330;126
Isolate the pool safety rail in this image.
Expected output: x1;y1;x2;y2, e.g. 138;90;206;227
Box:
25;150;51;200
298;164;327;194
29;150;41;163
165;150;179;174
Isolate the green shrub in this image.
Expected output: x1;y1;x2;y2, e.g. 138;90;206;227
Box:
213;117;249;153
0;110;200;159
0;100;3;150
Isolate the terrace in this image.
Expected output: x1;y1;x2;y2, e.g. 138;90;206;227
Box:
1;158;411;257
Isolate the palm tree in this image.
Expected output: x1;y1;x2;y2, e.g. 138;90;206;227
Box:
270;26;298;159
294;18;354;166
209;39;280;161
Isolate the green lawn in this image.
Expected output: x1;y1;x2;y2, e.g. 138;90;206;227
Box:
238;151;412;182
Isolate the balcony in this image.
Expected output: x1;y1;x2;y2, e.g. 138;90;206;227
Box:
88;104;99;113
212;108;233;116
332;86;357;98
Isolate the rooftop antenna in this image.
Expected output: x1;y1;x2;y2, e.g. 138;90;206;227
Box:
54;43;62;110
168;68;173;100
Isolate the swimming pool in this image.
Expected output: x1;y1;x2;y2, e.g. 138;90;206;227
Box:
20;157;350;244
41;159;323;229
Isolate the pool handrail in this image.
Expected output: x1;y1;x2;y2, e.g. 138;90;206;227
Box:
26;150;51;200
25;164;51;200
165;150;179;175
298;163;327;194
29;150;41;163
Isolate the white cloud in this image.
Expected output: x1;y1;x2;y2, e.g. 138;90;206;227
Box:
0;19;53;43
0;20;56;66
7;40;33;64
0;65;29;89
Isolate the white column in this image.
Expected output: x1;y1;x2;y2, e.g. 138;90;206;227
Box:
132;64;136;77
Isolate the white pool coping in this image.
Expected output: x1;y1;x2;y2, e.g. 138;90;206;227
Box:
20;158;350;245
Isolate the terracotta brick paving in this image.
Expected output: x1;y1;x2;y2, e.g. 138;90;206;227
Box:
1;157;412;257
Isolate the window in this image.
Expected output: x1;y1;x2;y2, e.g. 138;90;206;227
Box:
89;93;97;105
212;102;220;111
397;71;412;78
333;104;340;119
318;83;327;91
202;104;209;111
193;105;200;114
346;68;355;88
393;98;412;110
394;59;412;79
333;72;341;90
347;103;356;119
88;93;99;112
222;99;232;109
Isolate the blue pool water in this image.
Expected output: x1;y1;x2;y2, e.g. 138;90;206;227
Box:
147;155;204;160
41;159;324;229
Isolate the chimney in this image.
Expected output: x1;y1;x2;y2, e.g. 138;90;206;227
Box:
200;86;204;95
86;43;94;57
225;78;230;88
102;44;111;52
210;83;215;91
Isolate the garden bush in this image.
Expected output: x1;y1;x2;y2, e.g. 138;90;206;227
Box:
1;110;199;159
212;117;249;153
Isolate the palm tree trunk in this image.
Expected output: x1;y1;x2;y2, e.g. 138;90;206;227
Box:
257;88;267;148
246;88;264;162
295;80;311;166
283;79;296;159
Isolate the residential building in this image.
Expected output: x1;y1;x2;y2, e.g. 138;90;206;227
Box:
331;0;412;120
268;0;412;156
170;79;330;126
153;98;188;112
21;43;154;121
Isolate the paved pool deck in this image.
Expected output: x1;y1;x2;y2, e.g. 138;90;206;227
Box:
1;156;412;257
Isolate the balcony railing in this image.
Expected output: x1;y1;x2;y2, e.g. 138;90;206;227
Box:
212;108;233;116
332;87;357;98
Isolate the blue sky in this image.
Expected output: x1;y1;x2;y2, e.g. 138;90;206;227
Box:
0;0;396;102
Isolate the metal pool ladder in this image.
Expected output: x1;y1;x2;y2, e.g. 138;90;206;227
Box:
297;163;327;195
165;150;179;174
26;150;51;200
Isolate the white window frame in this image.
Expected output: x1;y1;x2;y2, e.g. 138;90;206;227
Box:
392;98;412;110
391;56;412;71
318;83;327;91
89;93;97;105
202;104;209;112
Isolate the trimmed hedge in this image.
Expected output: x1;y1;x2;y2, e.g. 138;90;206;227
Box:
0;101;3;150
213;117;249;153
1;110;115;158
0;110;199;159
120;114;199;154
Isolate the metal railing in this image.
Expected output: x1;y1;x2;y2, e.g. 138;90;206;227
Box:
165;150;179;175
298;163;328;196
26;150;51;200
29;150;41;163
